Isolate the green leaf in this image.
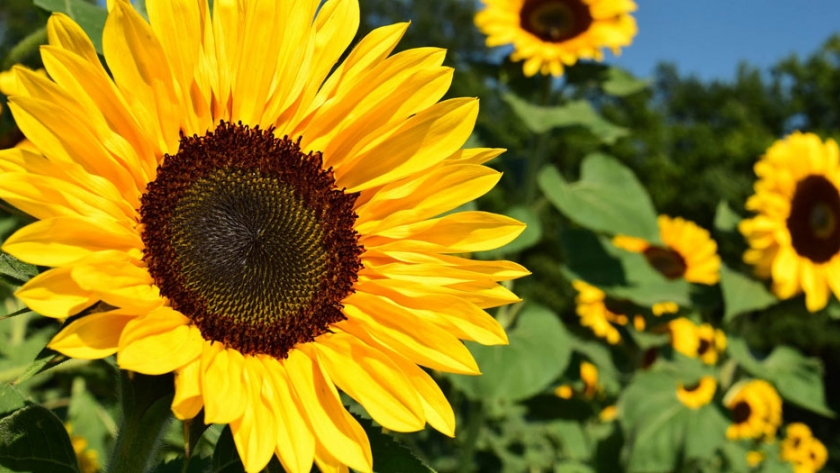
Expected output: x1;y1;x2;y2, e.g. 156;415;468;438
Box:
554;462;595;473
714;200;742;233
619;372;687;472
720;264;777;322
0;384;25;419
684;405;729;460
67;378;114;464
0;253;37;285
602;68;650;96
0;405;80;473
728;337;834;417
477;205;542;257
33;0;108;55
539;154;660;242
356;415;435;473
503;94;629;144
449;304;572;401
13;346;69;385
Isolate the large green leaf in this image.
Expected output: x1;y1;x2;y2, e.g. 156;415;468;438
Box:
0;253;37;285
503;94;629;144
0;385;25;419
449;304;572;401
728;337;833;417
0;405;80;473
33;0;108;55
539;154;660;242
601;67;650;97
720;265;777;322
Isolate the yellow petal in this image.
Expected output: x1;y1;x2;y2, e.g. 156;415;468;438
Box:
201;343;248;424
285;349;372;473
261;357;316;473
15;267;97;318
49;308;138;358
312;332;425;432
172;356;203;420
231;356;278;473
3;216;141;267
46;13;100;66
337;98;479;192
117;306;202;375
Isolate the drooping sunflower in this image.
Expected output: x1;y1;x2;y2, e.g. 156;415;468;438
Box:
613;215;721;285
0;1;528;472
725;380;783;440
474;0;637;77
676;375;716;409
572;280;629;344
781;423;828;473
740;132;840;312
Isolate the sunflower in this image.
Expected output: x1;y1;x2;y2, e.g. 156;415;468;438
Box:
65;424;100;473
695;323;726;365
781;423;828;473
572;280;630;344
740;132;840;312
676;375;716;409
725;380;782;440
0;1;528;471
613;215;721;285
474;0;637;77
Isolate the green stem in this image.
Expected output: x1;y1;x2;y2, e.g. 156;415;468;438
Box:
1;26;47;71
521;74;556;204
108;372;175;473
457;400;485;473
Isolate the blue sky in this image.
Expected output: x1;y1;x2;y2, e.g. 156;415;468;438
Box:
609;1;840;81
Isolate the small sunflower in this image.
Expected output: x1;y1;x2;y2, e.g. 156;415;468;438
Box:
652;301;679;316
65;424;100;473
667;318;725;365
0;2;527;471
572;280;632;344
696;323;726;365
676;375;716;409
740;132;840;312
474;0;637;77
746;451;765;468
781;423;828;473
613;215;721;285
599;405;618;422
580;360;599;398
725;380;782;440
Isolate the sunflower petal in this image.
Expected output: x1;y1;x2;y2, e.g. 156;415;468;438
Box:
118;306;201;374
49;308;138;358
15;267;97;318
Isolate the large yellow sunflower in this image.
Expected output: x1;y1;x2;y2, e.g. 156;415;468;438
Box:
725;379;782;440
474;0;637;77
613;215;721;285
740;132;840;312
0;1;527;471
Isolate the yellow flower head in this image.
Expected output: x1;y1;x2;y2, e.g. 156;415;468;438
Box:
580;361;599;398
614;215;721;285
746;450;765;467
599;405;618;422
0;1;528;471
740;132;840;312
781;423;828;472
725;380;783;441
474;0;637;77
676;375;716;409
572;280;629;344
65;424;100;473
668;317;700;358
695;323;726;365
652;301;679;316
555;384;573;399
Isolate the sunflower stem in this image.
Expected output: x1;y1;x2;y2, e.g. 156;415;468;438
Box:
108;371;175;473
0;26;47;71
457;400;485;473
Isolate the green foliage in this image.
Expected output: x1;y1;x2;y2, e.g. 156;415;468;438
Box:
450;304;572;402
504;94;629;144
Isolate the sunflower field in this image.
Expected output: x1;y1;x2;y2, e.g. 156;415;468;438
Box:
0;0;839;472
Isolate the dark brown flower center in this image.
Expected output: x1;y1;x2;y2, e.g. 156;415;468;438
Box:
681;381;702;393
140;122;362;358
787;174;840;263
520;0;593;43
697;338;712;356
732;401;752;424
643;246;688;279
